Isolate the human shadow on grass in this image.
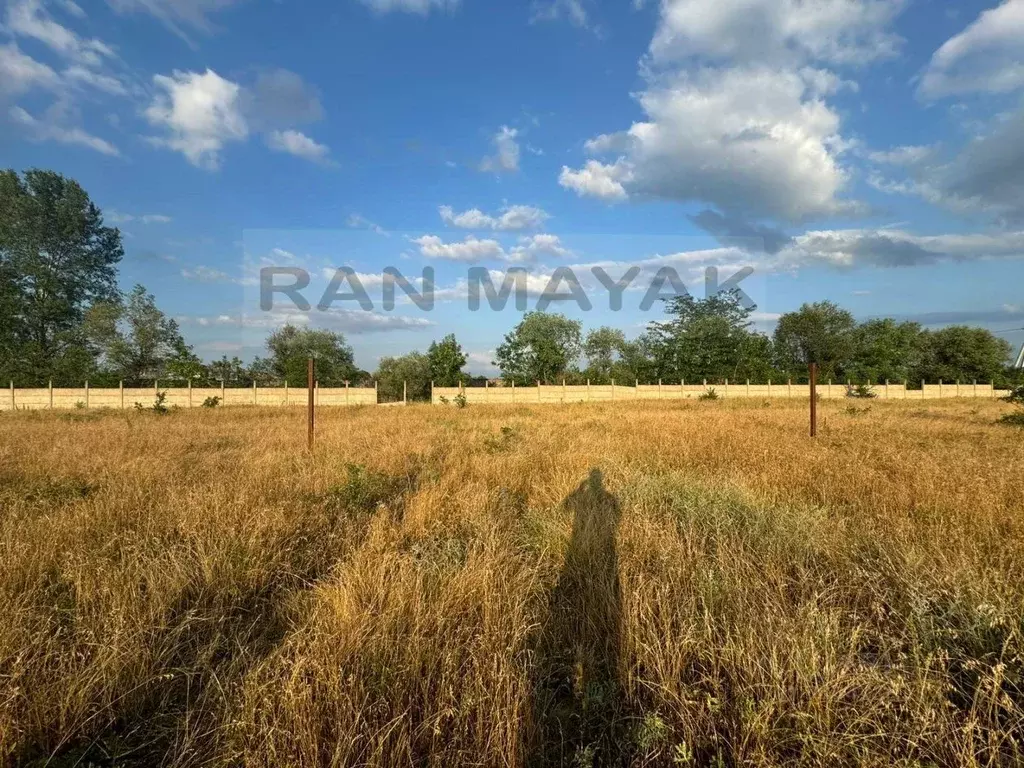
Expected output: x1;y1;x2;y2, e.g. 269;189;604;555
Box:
529;468;631;767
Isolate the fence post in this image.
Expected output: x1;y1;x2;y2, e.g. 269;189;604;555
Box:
221;379;225;404
307;358;314;452
49;380;53;409
537;381;542;402
956;380;960;397
85;380;89;408
120;380;124;409
768;379;772;398
512;379;515;403
253;380;257;405
828;379;832;399
587;379;591;401
612;378;615;400
885;379;889;398
788;378;792;397
974;380;977;397
188;378;193;408
809;363;818;438
347;380;351;406
285;379;289;406
939;379;943;398
403;380;407;405
429;380;432;405
372;379;375;406
562;377;566;403
746;379;750;397
9;381;13;411
724;378;728;398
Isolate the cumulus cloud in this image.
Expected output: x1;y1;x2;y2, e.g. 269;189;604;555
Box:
917;0;1024;99
145;69;248;169
562;67;856;221
265;129;331;164
438;204;549;230
559;0;904;222
531;0;590;29
648;0;903;67
479;125;520;173
412;234;505;263
507;233;571;263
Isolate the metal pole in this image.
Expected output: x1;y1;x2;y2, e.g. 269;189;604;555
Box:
809;363;818;438
307;358;315;452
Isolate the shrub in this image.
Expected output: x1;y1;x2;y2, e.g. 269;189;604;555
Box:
202;396;221;409
846;383;877;399
454;392;467;409
1002;385;1024;406
998;411;1024;427
698;388;718;401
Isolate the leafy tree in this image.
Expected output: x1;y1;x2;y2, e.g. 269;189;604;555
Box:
848;319;925;383
494;311;582;384
265;324;357;386
583;327;627;383
915;326;1012;384
773;301;856;381
427;333;467;386
88;285;195;385
647;289;756;382
208;356;250;385
0;169;123;385
376;352;431;402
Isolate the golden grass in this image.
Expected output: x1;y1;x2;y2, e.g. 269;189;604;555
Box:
1;398;1022;766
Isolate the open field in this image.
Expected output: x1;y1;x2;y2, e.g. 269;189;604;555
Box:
1;399;1023;767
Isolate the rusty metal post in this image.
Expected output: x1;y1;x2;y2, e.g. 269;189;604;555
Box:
809;363;818;438
307;358;315;452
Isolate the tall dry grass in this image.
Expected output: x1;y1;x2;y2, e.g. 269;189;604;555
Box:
0;398;1022;766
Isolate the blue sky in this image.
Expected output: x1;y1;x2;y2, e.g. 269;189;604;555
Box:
3;0;1024;374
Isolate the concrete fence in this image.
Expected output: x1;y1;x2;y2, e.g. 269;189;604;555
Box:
432;380;1012;405
1;382;378;411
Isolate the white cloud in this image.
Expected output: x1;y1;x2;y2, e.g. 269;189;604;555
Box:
531;0;589;28
564;67;856;220
357;0;460;14
9;104;119;155
918;0;1024;99
347;213;388;235
438;204;549;230
559;160;629;201
181;265;239;283
4;0;115;67
0;42;61;97
648;0;903;67
479;125;520;172
145;69;249;169
865;144;935;166
105;0;248;40
265;129;331;164
508;233;571;263
106;210;172;224
412;234;505;263
61;64;126;95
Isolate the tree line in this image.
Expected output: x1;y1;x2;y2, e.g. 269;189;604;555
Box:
2;169;1019;397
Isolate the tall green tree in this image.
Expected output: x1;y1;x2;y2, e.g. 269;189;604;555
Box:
88;285;196;385
494;312;582;384
0;169;123;385
647;289;759;382
773;301;856;381
427;333;467;386
915;326;1011;384
848;319;924;383
265;324;357;385
376;352;432;402
583;327;627;383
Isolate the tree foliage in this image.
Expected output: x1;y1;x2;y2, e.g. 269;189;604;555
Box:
376;352;432;402
262;325;357;386
427;333;467;386
495;312;582;384
0;169;123;384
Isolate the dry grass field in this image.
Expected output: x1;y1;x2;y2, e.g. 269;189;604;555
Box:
1;398;1023;767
